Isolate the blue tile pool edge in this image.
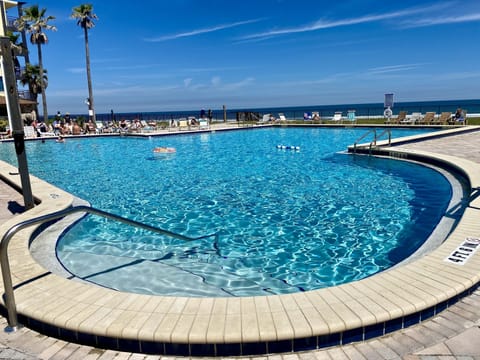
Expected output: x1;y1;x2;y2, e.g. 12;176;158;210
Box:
2;282;477;357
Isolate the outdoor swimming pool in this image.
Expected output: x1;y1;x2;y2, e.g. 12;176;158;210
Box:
1;127;453;297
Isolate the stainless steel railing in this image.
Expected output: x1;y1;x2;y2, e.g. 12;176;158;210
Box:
0;205;218;331
352;128;391;154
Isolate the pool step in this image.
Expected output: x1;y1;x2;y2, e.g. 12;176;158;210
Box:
59;250;301;296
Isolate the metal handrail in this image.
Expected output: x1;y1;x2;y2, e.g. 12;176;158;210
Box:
353;129;376;153
373;128;392;147
353;128;392;154
0;205;218;331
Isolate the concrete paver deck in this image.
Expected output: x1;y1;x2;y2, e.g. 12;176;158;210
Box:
1;125;480;359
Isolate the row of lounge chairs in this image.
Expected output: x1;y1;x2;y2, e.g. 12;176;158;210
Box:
169;117;210;131
385;111;467;125
16;119;212;138
258;110;357;124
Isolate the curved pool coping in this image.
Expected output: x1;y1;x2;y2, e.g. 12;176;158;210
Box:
1;126;480;356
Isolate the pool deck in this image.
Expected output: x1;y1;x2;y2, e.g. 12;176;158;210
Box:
1;125;480;359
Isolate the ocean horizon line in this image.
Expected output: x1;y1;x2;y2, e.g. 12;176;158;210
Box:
91;98;480;122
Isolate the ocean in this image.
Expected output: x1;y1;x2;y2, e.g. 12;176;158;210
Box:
94;99;480;122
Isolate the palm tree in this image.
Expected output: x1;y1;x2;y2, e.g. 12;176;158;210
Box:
15;5;56;123
20;64;47;106
71;4;98;122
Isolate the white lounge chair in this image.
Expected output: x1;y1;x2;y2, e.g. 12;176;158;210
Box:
409;112;423;124
332;112;342;122
278;113;287;122
400;112;417;124
258;114;271;124
140;120;156;132
199;119;210;130
95;121;105;134
178;119;189;131
24;126;36;138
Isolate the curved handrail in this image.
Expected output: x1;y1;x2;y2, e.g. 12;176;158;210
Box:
0;205;218;331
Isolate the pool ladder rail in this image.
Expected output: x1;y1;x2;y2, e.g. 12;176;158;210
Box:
352;128;392;154
0;205;219;332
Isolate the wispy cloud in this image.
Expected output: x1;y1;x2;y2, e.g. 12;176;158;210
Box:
367;64;425;75
222;77;255;90
400;13;480;28
67;67;85;74
242;3;451;40
145;19;262;42
179;76;255;91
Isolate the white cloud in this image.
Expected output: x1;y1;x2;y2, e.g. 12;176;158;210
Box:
144;19;262;42
222;77;255;90
400;12;480;28
67;67;85;74
367;64;425;75
211;76;221;87
184;78;193;87
242;3;452;40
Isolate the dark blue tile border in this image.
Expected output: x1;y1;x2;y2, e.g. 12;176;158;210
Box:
215;342;241;357
2;281;479;357
342;327;363;345
364;323;385;340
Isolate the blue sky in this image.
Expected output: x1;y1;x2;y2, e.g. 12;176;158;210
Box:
11;0;480;115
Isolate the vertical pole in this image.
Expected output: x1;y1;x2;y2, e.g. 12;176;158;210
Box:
223;105;226;122
0;37;34;210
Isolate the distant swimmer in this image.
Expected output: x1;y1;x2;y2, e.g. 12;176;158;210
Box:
153;147;176;153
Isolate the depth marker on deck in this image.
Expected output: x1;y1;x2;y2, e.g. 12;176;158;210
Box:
444;237;480;265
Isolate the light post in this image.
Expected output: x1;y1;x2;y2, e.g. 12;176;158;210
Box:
0;37;34;209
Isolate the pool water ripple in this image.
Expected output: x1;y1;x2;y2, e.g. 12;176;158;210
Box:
0;127;452;296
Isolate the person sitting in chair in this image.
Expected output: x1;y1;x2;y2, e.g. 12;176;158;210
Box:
453;108;465;123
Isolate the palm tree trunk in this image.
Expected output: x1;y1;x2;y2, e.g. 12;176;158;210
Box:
84;26;95;122
37;42;48;123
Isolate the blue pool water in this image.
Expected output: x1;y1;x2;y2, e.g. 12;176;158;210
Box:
1;127;452;297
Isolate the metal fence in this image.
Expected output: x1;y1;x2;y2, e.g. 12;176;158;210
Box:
81;102;480;124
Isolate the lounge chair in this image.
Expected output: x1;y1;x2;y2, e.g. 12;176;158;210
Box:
95;121;105;134
140;120;155;132
178;119;189;131
23;126;36;138
168;119;178;132
278;113;287;122
346;110;356;124
418;112;435;125
311;111;321;123
258;114;271;124
198;119;210;130
331;112;342;122
437;112;452;125
450;109;468;125
188;116;200;129
409;112;423;124
386;111;407;124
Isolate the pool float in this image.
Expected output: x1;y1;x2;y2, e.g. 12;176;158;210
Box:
276;145;300;151
153;147;176;153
